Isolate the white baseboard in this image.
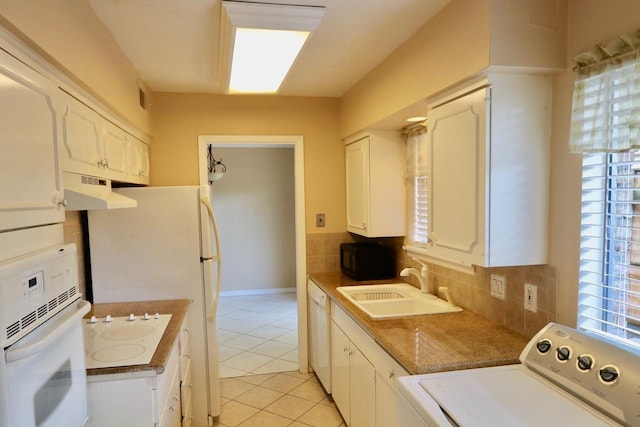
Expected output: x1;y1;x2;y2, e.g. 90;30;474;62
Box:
220;287;297;297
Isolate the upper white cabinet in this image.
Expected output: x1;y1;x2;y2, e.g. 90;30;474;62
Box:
421;74;550;270
345;131;405;237
60;91;149;185
0;47;65;232
125;134;150;185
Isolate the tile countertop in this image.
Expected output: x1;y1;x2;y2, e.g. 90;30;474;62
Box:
310;272;529;375
84;298;191;377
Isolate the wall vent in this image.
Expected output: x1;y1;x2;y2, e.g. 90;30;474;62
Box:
139;87;147;110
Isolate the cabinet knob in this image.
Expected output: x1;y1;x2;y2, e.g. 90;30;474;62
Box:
388;370;395;379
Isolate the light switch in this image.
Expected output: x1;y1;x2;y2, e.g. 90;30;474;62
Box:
490;274;506;300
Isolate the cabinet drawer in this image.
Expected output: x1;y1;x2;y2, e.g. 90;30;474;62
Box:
179;320;190;357
159;363;181;427
157;343;179;405
376;349;409;391
181;358;192;417
332;304;376;355
181;399;193;427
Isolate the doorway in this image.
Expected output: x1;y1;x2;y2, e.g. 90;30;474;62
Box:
197;135;308;377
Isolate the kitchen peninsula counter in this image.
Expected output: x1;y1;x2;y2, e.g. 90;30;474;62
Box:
310;272;528;374
84;298;191;376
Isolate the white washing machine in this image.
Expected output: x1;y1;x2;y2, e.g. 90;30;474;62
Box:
397;323;640;426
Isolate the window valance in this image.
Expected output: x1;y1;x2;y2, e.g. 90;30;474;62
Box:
569;30;640;153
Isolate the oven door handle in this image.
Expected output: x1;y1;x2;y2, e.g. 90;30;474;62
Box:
5;300;91;362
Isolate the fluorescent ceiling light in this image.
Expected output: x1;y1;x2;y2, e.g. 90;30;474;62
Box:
229;28;309;94
222;1;325;94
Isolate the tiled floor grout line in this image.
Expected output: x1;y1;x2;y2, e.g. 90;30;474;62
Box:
217;292;300;378
216;371;346;427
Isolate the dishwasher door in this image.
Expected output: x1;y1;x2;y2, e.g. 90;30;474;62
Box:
307;279;331;393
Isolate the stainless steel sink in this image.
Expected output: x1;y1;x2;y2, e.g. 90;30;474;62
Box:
337;283;462;319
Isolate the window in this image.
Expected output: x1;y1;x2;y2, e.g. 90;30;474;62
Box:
579;151;640;347
405;129;429;247
573;32;640;348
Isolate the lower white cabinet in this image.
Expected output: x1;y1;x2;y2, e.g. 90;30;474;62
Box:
87;316;191;427
330;304;408;427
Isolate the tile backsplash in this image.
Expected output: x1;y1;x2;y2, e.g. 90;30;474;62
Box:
307;233;557;339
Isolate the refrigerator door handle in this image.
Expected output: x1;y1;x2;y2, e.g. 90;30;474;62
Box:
200;193;222;319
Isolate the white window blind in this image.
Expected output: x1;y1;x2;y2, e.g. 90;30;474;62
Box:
579;151;640;347
405;130;428;247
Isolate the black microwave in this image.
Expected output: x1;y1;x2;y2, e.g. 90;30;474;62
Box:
340;243;395;281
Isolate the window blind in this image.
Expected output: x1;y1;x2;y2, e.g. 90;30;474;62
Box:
579;151;640;347
405;130;429;246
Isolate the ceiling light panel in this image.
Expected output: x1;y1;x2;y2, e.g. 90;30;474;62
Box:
222;0;325;94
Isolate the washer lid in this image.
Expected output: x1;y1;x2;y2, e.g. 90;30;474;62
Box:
418;365;618;427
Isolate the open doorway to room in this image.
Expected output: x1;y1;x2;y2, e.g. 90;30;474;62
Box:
198;135;308;379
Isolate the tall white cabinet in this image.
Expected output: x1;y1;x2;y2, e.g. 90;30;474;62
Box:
344;131;405;237
414;74;550;271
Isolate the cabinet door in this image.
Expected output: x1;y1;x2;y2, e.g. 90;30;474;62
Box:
345;138;369;234
349;344;375;427
60;94;102;176
126;135;150;184
101;120;127;180
330;320;351;424
0;48;65;232
428;87;488;267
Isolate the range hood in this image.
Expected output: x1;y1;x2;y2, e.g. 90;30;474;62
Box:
63;172;137;210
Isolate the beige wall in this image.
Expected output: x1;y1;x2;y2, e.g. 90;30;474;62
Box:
212;147;296;293
338;0;491;137
489;0;568;68
550;0;640;327
151;93;344;234
0;0;151;134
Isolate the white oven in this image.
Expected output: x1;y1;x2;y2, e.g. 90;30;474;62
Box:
0;243;90;427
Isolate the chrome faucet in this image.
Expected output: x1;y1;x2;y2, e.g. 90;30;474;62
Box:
400;261;429;294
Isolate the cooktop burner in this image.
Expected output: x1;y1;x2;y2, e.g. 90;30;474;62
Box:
82;313;172;369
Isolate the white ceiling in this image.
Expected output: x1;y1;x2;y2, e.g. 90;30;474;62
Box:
88;0;450;97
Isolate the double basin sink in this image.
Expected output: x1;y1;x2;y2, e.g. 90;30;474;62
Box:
337;283;462;319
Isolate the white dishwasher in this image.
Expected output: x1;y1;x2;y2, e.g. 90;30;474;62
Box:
308;278;331;393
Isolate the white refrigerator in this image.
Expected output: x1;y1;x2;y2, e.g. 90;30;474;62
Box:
87;185;221;425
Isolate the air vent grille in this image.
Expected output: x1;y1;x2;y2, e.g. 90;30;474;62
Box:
58;290;69;305
37;304;48;318
6;321;19;339
80;175;107;186
4;286;79;343
21;311;37;329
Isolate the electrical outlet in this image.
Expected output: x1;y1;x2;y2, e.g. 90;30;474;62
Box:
490;274;506;300
316;213;325;227
524;283;537;312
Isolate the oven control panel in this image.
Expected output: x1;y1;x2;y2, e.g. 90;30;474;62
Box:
0;244;80;347
520;323;640;426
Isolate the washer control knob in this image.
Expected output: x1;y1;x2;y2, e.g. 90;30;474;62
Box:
577;355;594;371
556;346;571;361
143;313;150;320
128;313;136;321
105;315;113;323
155;312;160;319
536;339;552;354
89;316;98;324
599;366;620;383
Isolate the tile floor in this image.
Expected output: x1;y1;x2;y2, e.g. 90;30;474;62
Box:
217;292;299;377
216;371;345;427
